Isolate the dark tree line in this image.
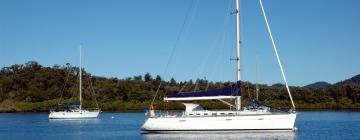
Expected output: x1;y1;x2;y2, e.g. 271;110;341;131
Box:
0;61;359;112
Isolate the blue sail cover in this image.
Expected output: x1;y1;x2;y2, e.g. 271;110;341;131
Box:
164;81;241;101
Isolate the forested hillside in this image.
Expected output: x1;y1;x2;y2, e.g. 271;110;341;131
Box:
304;81;332;89
0;61;359;112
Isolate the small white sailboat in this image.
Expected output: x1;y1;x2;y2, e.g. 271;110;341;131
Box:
49;46;100;119
141;0;296;132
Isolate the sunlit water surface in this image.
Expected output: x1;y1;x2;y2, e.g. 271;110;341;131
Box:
0;111;359;140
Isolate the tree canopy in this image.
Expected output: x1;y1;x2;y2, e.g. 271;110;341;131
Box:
0;61;359;112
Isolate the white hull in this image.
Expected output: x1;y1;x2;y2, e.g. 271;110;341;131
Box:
142;113;296;132
49;110;100;119
142;132;296;139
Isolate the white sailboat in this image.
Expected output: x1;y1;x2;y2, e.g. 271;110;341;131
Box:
141;0;297;132
49;46;100;119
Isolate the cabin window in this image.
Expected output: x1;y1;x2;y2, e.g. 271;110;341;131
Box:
192;105;204;111
189;114;193;116
228;113;234;115
204;113;208;115
212;113;217;116
220;113;225;115
196;114;200;115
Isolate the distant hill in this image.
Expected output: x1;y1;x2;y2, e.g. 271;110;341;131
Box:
304;81;332;89
335;74;360;86
271;83;285;88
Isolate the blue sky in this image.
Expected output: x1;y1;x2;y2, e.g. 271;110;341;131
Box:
0;0;359;86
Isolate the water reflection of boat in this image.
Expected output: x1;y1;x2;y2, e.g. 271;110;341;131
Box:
142;132;296;140
48;118;100;124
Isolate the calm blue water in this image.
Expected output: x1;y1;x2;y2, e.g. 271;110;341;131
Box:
0;111;359;140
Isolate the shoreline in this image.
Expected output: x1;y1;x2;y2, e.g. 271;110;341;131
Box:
1;109;360;113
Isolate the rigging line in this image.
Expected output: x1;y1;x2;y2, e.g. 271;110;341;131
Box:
205;22;230;90
175;0;226;93
192;28;224;92
179;81;189;93
71;68;78;100
226;0;240;83
207;0;234;90
192;38;220;91
87;76;99;110
246;82;252;99
151;0;199;105
178;0;230;93
255;53;260;100
194;80;199;92
58;65;71;103
219;14;232;89
192;0;233;92
259;0;296;111
205;27;228;90
206;0;233;90
162;0;200;98
221;1;234;83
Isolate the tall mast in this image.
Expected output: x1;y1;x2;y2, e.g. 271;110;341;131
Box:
235;0;241;111
256;54;259;100
79;45;82;111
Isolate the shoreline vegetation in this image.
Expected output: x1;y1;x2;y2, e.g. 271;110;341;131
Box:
1;61;360;113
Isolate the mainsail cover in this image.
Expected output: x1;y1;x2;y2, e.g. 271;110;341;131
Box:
164;81;241;101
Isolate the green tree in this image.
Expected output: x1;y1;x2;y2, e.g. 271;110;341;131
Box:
170;78;176;86
144;73;152;82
